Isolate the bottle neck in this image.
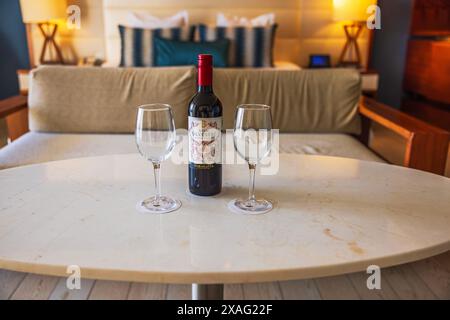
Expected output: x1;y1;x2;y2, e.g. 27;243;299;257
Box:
197;85;213;93
197;63;213;93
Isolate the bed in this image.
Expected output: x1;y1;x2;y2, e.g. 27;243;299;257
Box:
102;0;302;69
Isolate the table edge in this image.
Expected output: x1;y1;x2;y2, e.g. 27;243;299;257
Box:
1;242;448;284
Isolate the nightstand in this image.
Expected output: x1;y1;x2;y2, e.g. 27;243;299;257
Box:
360;69;379;97
17;69;30;96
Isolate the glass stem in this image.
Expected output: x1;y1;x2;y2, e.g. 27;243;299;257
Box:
248;163;256;203
153;162;161;206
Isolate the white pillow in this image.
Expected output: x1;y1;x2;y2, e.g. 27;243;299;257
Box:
126;10;189;29
216;13;275;27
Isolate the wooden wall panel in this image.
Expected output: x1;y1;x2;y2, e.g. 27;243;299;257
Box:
404;40;450;105
429;42;450;104
404;40;432;96
410;0;450;36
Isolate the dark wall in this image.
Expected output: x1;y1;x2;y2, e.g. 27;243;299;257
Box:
0;0;29;100
370;0;413;108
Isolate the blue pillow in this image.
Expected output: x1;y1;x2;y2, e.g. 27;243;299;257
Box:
153;37;230;67
197;24;277;68
118;25;196;67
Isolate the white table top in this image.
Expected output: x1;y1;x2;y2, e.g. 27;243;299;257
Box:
0;154;449;284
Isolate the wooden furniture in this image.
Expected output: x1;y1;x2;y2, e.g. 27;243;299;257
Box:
402;40;450;131
402;40;450;135
404;40;450;105
410;0;450;36
2;70;32;143
0;96;28;142
0;153;449;299
360;96;449;175
402;0;450;131
0;96;27;119
360;69;379;97
403;99;450;131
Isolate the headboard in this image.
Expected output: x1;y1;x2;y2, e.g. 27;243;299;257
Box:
103;0;301;66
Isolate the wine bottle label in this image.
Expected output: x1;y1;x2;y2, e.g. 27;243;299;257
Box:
188;116;222;165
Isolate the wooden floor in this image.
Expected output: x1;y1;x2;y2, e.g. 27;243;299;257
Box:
1;251;449;300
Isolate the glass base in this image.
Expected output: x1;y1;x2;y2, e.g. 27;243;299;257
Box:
228;199;273;215
136;196;181;214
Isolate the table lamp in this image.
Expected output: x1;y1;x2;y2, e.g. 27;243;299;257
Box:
19;0;67;66
333;0;375;68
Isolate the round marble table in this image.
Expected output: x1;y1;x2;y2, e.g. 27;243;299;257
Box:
0;154;449;299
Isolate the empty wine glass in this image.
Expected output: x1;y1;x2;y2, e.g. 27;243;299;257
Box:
229;104;273;215
135;104;181;214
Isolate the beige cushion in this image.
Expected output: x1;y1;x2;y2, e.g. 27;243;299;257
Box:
278;133;383;161
0;133;383;170
29;66;361;134
29;66;196;133
215;68;361;134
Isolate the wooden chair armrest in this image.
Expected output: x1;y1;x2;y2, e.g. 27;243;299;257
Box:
0;95;29;142
359;96;449;175
0;95;28;118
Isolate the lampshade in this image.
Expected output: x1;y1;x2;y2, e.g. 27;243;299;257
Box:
333;0;376;22
20;0;67;23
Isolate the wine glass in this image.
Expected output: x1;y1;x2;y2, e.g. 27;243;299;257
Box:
229;104;273;214
135;104;181;214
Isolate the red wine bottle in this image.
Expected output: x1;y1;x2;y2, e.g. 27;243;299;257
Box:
188;54;222;196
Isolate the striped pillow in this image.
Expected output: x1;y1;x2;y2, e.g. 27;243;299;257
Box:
197;24;277;67
119;25;196;67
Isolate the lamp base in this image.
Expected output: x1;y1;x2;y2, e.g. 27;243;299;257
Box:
38;22;64;65
338;22;363;68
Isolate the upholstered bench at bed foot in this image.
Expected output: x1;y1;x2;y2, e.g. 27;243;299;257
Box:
0;132;384;170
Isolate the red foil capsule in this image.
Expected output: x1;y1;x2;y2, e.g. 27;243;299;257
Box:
197;54;213;86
